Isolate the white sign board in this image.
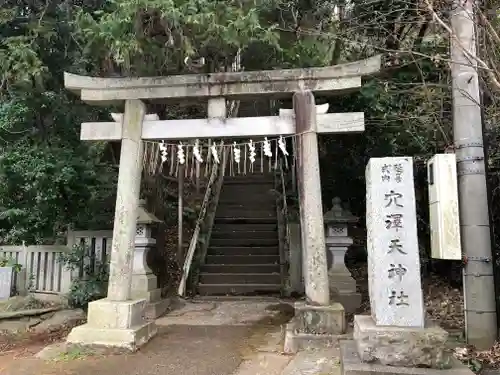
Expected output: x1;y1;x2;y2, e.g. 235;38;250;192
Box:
427;154;462;260
0;267;13;300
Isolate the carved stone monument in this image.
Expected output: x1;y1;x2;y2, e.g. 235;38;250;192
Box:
324;197;361;313
366;157;425;327
340;157;473;375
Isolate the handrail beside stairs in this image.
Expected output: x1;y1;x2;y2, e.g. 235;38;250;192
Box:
177;148;228;296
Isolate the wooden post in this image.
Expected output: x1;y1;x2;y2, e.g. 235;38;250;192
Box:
293;91;330;306
177;165;185;266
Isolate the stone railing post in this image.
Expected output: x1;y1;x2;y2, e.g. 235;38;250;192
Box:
324;197;361;313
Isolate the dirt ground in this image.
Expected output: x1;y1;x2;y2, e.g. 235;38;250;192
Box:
0;300;295;375
0;325;253;375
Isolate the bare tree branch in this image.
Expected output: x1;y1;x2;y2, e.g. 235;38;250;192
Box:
424;0;500;91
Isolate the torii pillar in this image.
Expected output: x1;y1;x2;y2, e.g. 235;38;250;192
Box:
67;100;158;350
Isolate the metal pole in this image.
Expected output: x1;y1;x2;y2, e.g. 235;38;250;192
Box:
451;0;497;349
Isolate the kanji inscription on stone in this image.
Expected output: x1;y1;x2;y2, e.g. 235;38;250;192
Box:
388;239;407;255
366;157;425;327
385;213;403;231
388;264;407;281
380;163;404;183
385;190;403;208
389;290;410;306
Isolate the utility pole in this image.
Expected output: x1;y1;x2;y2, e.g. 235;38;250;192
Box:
451;0;497;349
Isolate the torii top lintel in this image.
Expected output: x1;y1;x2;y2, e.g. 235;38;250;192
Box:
64;56;381;105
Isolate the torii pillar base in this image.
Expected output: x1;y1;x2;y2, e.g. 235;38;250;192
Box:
283;302;346;353
66;298;157;351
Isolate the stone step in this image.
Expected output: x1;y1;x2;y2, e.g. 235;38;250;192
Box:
214;217;277;224
218;197;277;204
224;164;275;173
199;273;281;284
221;185;275;194
205;255;280;264
210;238;279;247
207;246;279;256
215;209;276;219
219;194;276;202
224;176;274;185
211;230;277;239
218;197;276;204
217;200;277;207
213;223;277;232
216;202;276;209
201;264;281;274
197;283;281;295
219;195;275;203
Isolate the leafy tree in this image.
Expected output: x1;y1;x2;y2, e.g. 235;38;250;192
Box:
0;1;117;244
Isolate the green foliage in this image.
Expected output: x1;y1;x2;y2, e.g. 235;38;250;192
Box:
73;0;279;75
59;244;109;308
0;142;116;244
66;276;107;309
0;1;118;244
0;255;21;272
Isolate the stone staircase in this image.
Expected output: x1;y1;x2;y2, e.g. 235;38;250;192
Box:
197;173;282;296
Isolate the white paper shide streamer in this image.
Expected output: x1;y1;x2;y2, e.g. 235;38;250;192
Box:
193;139;203;163
211;142;220;163
278;136;289;156
177;143;185;165
233;142;241;164
159;141;168;162
263;137;272;157
248;140;256;164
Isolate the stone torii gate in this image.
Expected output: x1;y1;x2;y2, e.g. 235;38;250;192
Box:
64;56;381;350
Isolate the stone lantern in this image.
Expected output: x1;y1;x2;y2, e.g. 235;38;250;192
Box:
323;197;361;313
132;200;163;317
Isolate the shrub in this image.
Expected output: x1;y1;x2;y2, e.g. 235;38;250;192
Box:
59;244;109;309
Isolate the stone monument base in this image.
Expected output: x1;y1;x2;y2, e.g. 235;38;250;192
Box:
283;302;347;353
66;298;157;351
353;315;449;368
341;340;473;375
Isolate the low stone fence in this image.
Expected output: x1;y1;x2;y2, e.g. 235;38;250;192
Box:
0;230;112;296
